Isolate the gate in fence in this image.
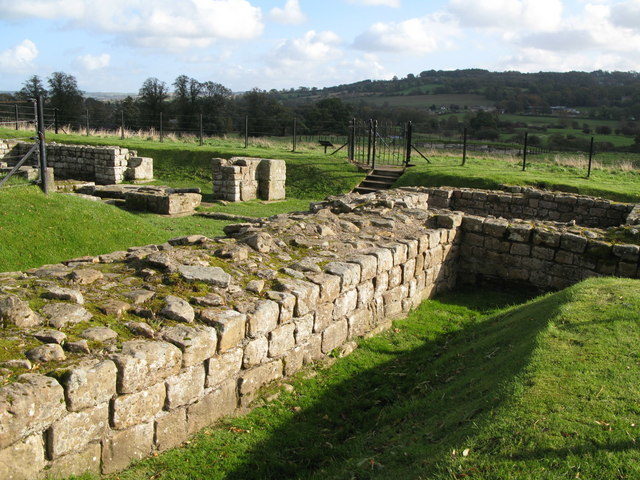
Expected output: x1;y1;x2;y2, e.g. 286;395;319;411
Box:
0;95;51;193
347;119;429;169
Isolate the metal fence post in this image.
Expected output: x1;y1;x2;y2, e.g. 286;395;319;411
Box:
372;120;378;170
522;131;529;171
199;113;204;146
14;104;18;130
292;117;297;152
366;119;373;167
462;128;468;166
587;136;594;177
159;112;163;143
54;108;59;134
405;121;413;166
85;109;90;136
244;115;249;148
36;96;51;194
120;111;125;140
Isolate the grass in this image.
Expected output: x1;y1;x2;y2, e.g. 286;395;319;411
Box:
62;277;640;480
397;154;640;203
344;93;494;108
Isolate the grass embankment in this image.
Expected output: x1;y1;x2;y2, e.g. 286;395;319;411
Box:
62;277;640;480
0;187;318;272
397;155;640;203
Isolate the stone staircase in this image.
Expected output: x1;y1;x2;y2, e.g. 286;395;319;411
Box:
353;167;404;194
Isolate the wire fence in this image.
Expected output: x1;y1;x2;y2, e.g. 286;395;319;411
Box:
1;105;639;180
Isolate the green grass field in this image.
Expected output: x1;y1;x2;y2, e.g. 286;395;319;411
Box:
60;277;640;480
344;93;495;108
398;155;640;203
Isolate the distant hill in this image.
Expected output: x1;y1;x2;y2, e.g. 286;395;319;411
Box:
275;69;640;119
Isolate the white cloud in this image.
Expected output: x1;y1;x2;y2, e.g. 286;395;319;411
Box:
346;0;401;6
610;0;640;30
272;30;342;63
76;53;110;70
269;0;306;25
0;39;38;72
353;14;460;54
448;0;563;32
0;0;264;51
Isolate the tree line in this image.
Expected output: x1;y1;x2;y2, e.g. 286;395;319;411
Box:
3;73;355;137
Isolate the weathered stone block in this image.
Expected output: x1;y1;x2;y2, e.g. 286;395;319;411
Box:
0;434;46;480
48;403;109;458
165;365;206;409
325;262;361;290
186;380;237;434
101;421;154;474
238;360;283;402
112;341;182;394
46;442;101;479
244;337;268;367
200;309;246;353
269;323;296;357
161;325;217;367
0;374;65;449
248;300;280;337
155;408;188;452
111;382;165;430
206;348;243;388
321;319;348;353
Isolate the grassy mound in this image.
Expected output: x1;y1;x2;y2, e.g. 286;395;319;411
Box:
0;187;235;271
87;278;640;480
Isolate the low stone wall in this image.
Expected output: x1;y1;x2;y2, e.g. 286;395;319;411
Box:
0;140;153;184
424;186;634;228
0;186;638;479
212;157;286;202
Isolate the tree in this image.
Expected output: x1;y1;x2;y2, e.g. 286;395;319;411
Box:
17;75;47;100
47;72;84;122
138;78;168;124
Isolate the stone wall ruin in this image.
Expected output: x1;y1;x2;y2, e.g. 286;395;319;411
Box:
212;157;286;202
0;140;153;185
0;186;638;479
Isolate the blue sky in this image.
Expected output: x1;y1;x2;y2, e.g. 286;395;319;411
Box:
1;0;640;93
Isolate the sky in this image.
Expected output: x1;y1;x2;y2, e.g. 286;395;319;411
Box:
1;0;640;94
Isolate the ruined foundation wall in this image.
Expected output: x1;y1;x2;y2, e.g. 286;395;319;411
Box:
425;186;634;228
0;190;457;479
212;157;286;202
0;187;638;479
0;140;153;184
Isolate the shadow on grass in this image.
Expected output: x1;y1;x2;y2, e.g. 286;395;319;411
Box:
219;287;566;479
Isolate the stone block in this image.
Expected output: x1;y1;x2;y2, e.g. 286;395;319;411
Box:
101;421;154;474
269;323;296;357
313;303;334;333
368;248;394;273
186;380;237;435
267;290;296;323
321;319;348;353
325;262;361;290
200;309;246;353
0;434;46;480
294;314;314;344
304;273;341;303
206;348;243;388
111;382;166;430
112;340;182;394
276;279;319;316
48;403;109;458
333;289;358;319
243;337;268;367
0;374;65;450
238;360;283;402
155;408;188;452
248;300;280;337
46;443;101;479
346;255;377;281
126;157;153;181
165;365;206;409
161;325;217;367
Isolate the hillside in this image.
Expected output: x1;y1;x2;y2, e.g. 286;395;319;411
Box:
277;69;640;119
